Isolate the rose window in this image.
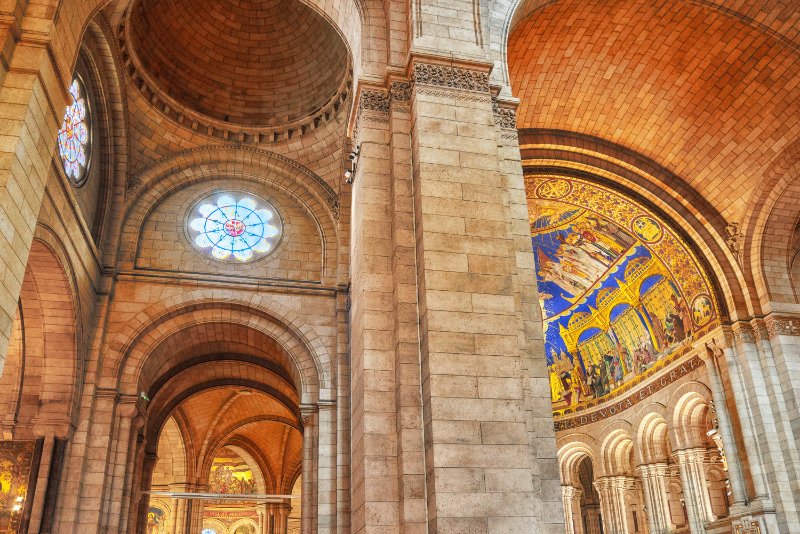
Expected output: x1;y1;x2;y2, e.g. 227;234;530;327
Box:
189;194;282;262
57;77;91;183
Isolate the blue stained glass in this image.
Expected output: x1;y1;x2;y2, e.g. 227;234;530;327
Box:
190;194;281;262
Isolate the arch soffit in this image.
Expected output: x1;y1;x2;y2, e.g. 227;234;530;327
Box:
80;18;130;264
24;231;83;426
741;141;800;310
117;147;339;265
668;382;713;448
518;129;750;320
557;434;598;485
124;316;310;404
105;293;333;403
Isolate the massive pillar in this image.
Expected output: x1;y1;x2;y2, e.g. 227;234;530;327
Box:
348;57;562;532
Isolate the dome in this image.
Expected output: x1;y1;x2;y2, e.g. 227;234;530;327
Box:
128;0;349;128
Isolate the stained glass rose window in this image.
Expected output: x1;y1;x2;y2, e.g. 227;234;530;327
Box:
57;77;91;183
189;193;282;262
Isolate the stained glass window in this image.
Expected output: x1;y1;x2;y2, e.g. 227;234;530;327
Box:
189;193;282;262
57;77;91;183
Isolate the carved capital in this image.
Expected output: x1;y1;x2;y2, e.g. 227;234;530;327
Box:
765;315;800;338
492;96;517;129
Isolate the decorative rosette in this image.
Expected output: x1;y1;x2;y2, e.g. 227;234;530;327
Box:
58;79;90;181
190;195;281;262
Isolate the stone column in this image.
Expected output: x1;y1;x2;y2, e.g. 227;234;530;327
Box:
674;448;715;533
409;57;561;532
258;504;268;534
300;406;317;534
103;397;139;532
594;476;638;534
702;341;747;508
275;503;291;534
562;485;584;534
316;401;336;533
638;463;673;534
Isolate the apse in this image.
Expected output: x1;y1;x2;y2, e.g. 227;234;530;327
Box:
527;176;719;414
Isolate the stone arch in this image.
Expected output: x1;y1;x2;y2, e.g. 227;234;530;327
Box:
224;442;271;495
104;291;334;403
5;237;81;435
152;416;188;488
600;428;636;477
669;385;714;450
116;147;339;280
79;17;130;264
557;435;597;485
202;517;228;534
742;147;800;310
229;517;259;534
636;410;672;465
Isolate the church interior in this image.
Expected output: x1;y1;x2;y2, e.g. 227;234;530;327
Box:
0;0;798;533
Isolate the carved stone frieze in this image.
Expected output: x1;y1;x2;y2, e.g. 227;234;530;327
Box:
412;63;490;93
359;89;390;113
492;96;517;129
389;81;411;102
765;315;800;338
731;323;756;345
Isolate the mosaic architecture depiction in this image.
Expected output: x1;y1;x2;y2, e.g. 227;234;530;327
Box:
0;0;798;533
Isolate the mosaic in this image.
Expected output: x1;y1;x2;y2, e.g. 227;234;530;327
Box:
527;177;719;415
0;441;36;533
209;448;256;495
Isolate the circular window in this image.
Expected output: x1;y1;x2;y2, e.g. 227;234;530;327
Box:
188;193;282;262
57;76;92;184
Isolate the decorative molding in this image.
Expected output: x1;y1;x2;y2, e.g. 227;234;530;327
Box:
125;145;339;217
411;63;490;93
731;323;756;344
765;315;800;338
732;516;763;534
725;221;744;260
414;86;493;103
554;356;704;431
751;320;769;343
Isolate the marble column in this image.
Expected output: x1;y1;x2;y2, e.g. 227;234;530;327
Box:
594;476;639;534
562;485;584;534
638;463;674;534
702;341;748;507
675;448;715;533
